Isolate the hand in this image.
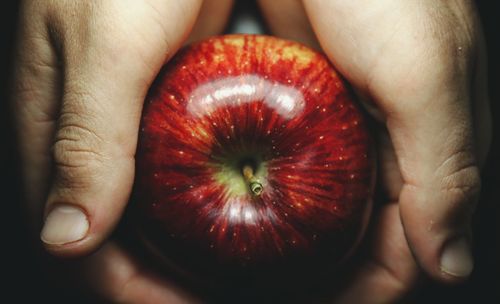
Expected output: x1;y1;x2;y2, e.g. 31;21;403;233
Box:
260;0;492;302
11;0;233;302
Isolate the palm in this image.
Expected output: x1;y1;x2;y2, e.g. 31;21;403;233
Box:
69;241;198;303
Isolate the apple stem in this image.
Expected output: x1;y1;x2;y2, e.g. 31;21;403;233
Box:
242;164;263;196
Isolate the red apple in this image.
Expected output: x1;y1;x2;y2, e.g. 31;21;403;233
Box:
133;35;375;286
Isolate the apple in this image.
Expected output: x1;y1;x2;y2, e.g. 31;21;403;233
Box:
133;35;375;287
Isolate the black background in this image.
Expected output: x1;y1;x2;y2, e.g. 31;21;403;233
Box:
1;1;498;303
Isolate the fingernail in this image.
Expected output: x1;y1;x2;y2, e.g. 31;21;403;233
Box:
41;205;89;245
440;237;474;277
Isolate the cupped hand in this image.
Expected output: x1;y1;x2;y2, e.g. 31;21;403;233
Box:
260;0;491;302
12;0;233;302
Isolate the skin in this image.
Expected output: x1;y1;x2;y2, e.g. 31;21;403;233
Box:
11;0;491;303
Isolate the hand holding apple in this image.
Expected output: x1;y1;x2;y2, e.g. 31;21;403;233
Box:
301;1;490;298
10;0;490;302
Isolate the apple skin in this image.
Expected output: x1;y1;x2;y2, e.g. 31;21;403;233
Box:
133;35;375;285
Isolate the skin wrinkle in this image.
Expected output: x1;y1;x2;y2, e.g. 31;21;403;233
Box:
56;110;105;143
60;81;140;158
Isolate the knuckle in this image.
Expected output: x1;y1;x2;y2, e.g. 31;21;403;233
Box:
52;113;106;188
437;150;481;209
440;165;481;205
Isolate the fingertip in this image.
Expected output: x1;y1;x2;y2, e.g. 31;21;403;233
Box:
401;213;475;284
439;236;474;281
41;204;89;245
40;203;98;257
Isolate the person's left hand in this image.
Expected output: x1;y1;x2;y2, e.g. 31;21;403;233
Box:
259;0;491;302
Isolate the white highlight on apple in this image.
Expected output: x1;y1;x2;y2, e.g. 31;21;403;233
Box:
221;196;281;226
187;75;305;119
222;197;258;225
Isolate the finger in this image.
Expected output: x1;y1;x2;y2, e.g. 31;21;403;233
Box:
336;205;419;303
335;130;415;303
257;0;320;49
11;1;60;230
303;1;486;282
186;0;234;44
40;0;203;256
79;243;200;303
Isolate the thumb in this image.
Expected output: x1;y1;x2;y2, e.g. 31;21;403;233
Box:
40;1;202;256
391;34;491;282
389;84;481;282
302;0;489;283
383;30;487;283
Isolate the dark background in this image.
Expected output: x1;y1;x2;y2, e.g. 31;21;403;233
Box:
1;1;498;303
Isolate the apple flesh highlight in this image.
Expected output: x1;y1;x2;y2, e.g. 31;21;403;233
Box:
134;35;375;285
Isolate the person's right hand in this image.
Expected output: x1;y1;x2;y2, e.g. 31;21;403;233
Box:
11;0;232;302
